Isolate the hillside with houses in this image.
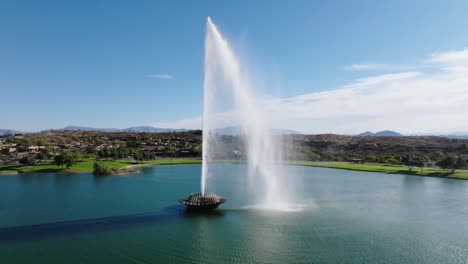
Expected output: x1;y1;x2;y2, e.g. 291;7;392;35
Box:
1;130;468;171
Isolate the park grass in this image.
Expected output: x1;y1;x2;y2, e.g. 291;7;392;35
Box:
1;159;467;180
290;161;468;180
0;158;202;174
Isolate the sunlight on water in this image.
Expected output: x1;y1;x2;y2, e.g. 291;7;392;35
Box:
242;201;318;213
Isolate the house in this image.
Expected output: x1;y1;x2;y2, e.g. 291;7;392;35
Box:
17;146;45;153
1;147;16;154
1;144;17;154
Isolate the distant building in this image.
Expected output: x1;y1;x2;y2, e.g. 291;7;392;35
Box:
1;147;16;154
13;133;24;138
348;158;364;164
1;144;17;154
17;146;44;153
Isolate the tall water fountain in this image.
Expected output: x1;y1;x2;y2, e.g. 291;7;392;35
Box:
181;17;296;211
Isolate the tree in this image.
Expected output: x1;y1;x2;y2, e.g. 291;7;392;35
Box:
72;151;82;161
455;157;467;171
17;138;32;147
413;157;426;171
402;155;415;170
19;156;36;166
35;152;48;163
364;155;377;163
36;139;46;146
430;151;445;162
402;155;426;171
62;153;76;169
54;153;76;169
54;154;65;167
436;156;456;172
402;155;411;169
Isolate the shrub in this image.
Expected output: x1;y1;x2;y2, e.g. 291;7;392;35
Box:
384;156;400;165
364;156;377;163
93;161;112;175
19;156;36;166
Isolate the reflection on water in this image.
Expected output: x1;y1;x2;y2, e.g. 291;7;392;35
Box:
0;208;178;243
18;173;50;183
180;209;225;219
0;204;229;244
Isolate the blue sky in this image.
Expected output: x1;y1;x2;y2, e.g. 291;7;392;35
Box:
2;1;468;133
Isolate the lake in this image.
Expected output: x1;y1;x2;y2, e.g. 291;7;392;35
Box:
1;164;468;263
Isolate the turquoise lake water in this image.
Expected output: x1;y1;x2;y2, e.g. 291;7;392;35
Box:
1;164;468;263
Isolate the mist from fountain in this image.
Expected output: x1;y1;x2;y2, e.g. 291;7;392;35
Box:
201;17;298;211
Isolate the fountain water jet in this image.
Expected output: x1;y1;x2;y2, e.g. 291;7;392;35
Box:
197;17;296;211
181;17;299;211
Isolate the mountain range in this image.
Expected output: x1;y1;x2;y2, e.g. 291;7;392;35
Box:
60;125;188;133
0;129;23;136
1;126;468;139
61;125;301;135
214;126;300;135
356;130;403;137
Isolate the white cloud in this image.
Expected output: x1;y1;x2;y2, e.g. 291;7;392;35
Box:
269;67;468;134
345;63;411;71
426;48;468;64
146;74;174;79
155;47;468;134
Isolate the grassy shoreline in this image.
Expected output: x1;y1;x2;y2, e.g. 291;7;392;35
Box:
0;158;202;174
1;159;467;180
290;161;468;180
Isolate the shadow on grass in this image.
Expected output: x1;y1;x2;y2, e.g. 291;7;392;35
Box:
0;164;24;171
426;171;454;177
114;161;141;165
392;170;419;175
27;168;63;173
391;170;454;177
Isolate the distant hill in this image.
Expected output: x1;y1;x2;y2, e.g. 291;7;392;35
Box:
357;130;403;137
375;130;403;137
357;131;375;137
441;133;468;139
61;125;187;133
62;126;119;132
215;126;301;135
271;129;301;135
404;132;468;139
8;130;468;164
121;126;187;133
0;128;24;136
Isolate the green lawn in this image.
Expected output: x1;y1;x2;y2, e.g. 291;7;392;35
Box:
1;159;467;180
0;158;202;174
290;161;468;180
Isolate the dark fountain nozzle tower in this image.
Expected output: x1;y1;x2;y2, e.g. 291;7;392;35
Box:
178;18;228;212
179;193;226;210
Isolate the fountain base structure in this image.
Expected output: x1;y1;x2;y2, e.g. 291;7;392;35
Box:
179;193;226;210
